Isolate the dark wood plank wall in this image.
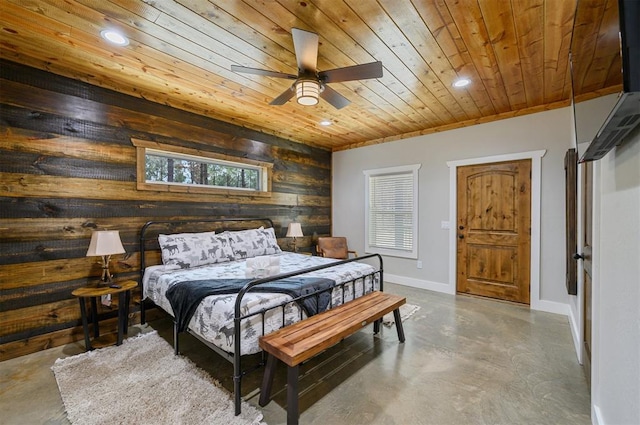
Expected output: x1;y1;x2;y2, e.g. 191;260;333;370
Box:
0;59;332;360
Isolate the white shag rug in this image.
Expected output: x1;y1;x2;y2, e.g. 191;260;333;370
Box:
51;331;264;425
382;303;420;327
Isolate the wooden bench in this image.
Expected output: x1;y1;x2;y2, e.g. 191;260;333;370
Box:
258;291;406;425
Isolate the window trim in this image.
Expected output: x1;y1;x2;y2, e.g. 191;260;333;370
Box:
131;138;272;197
363;164;421;259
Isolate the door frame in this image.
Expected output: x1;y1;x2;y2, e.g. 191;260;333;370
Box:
568;155;597;364
446;150;566;314
570;160;586;364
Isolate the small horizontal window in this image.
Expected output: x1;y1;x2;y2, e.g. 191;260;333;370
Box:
131;139;272;196
145;150;261;190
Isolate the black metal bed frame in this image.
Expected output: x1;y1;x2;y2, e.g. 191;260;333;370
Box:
138;218;384;415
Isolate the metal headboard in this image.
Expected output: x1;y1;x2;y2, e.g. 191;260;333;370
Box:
138;217;275;321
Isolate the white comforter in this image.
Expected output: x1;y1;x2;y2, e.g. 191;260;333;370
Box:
143;253;379;354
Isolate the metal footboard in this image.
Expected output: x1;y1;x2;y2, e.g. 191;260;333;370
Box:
231;253;383;414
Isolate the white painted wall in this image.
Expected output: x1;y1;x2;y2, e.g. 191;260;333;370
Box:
333;107;573;308
333;105;640;425
591;127;640;425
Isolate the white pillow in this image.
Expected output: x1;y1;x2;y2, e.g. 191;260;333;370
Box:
226;226;282;260
158;231;234;268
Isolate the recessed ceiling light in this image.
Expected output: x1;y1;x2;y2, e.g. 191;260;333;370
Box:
319;120;332;126
101;30;129;46
452;78;471;88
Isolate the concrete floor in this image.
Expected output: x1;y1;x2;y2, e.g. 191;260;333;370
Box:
1;283;591;424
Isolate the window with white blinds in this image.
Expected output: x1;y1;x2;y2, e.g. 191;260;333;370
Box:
364;164;420;259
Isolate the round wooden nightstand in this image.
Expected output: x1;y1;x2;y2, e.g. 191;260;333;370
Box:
72;280;137;351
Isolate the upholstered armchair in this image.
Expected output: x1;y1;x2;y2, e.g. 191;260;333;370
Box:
316;236;357;259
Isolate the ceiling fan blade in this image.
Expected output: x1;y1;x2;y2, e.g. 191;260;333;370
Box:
231;65;297;80
269;86;296;105
291;28;319;73
320;85;351;109
319;61;383;83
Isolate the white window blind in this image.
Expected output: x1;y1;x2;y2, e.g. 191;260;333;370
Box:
364;164;420;259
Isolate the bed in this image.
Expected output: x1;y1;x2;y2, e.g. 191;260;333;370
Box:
138;218;384;415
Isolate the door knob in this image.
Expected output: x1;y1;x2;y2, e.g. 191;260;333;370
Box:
573;253;584;260
458;234;464;239
459;225;464;230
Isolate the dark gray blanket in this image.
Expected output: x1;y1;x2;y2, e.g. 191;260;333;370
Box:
166;277;335;332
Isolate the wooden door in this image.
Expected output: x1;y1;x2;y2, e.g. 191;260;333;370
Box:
581;161;593;387
456;160;532;304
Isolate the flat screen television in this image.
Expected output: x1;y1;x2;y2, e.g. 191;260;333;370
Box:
570;0;640;161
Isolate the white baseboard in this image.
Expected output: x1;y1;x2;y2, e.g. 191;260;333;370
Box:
593;404;603;425
385;274;569;317
384;273;451;294
531;298;569;315
568;306;583;363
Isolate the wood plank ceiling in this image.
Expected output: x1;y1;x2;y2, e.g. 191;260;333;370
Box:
0;0;621;151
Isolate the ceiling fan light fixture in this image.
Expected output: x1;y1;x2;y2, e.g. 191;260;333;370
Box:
232;29;380;108
296;79;320;106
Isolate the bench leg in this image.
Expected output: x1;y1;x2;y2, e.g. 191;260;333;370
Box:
287;364;299;425
393;309;406;343
373;318;381;334
259;354;278;407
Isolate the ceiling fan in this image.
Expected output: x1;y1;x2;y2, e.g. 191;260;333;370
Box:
231;28;383;109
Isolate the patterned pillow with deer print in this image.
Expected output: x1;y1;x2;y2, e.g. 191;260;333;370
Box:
158;232;234;268
225;226;282;260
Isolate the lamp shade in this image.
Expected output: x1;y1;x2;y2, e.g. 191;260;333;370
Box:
295;80;319;106
286;222;304;238
86;230;125;256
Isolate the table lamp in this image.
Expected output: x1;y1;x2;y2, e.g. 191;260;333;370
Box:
86;230;125;283
286;222;304;253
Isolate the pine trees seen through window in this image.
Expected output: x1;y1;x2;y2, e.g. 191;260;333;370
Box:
145;151;260;190
131;139;271;195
